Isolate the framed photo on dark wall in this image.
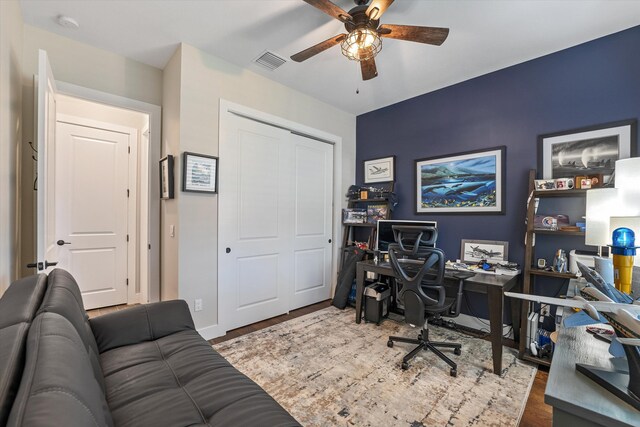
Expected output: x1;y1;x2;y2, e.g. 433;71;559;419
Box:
538;119;637;183
182;152;218;193
159;155;174;200
415;146;506;214
364;155;395;183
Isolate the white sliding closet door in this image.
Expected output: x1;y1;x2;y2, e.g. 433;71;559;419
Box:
219;114;294;331
291;134;334;310
219;113;334;332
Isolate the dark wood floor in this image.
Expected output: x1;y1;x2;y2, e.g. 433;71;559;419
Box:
88;300;552;426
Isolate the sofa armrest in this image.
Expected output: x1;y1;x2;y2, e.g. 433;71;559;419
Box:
89;300;195;353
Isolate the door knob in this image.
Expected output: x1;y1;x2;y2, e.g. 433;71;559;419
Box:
226;248;231;254
56;240;71;246
328;239;332;243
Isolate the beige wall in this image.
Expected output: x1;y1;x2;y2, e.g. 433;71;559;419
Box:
22;25;163;106
0;0;24;294
164;43;356;334
161;47;182;301
19;24;163;279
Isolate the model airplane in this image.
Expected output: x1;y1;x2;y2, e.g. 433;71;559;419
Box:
506;262;640;409
468;246;502;259
368;165;388;175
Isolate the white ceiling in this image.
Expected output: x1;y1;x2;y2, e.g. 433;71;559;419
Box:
20;0;640;115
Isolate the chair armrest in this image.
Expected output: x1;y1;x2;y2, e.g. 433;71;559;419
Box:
89;300;195;353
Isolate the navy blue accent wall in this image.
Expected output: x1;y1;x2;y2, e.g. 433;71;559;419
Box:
356;25;640;320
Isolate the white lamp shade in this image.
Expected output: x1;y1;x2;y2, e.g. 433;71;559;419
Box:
586;188;619;246
585;157;640;246
615;157;640;191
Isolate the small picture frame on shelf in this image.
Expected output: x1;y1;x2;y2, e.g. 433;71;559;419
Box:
159;155;174;200
342;208;367;224
182;152;218;193
366;204;388;224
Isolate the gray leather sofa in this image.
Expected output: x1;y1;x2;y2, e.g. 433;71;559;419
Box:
0;269;300;427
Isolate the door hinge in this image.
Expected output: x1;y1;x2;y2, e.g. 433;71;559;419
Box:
127;189;130;198
148;244;151;250
128;146;131;154
126;278;129;286
126;234;129;242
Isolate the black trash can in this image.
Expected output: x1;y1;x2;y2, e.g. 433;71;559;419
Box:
364;282;391;325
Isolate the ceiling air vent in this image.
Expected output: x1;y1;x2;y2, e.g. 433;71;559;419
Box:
254;51;287;71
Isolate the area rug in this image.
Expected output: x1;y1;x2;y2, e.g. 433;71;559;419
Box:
213;307;536;426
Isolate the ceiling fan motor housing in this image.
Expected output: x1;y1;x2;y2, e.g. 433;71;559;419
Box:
345;5;380;32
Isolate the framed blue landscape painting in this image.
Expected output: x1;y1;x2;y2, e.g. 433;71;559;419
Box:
415;146;506;214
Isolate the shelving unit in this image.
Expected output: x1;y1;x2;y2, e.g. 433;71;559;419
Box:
340;183;395;268
519;170;589;367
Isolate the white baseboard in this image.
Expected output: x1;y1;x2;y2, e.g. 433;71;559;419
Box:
197;323;225;341
453;313;514;340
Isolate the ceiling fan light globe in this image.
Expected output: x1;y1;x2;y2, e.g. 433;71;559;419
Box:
340;28;382;62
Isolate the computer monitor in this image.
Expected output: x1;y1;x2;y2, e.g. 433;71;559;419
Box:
375;220;438;253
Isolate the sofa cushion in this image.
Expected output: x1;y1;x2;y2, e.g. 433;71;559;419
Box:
38;269;105;391
90;300;195;353
101;329;300;427
0;274;48;426
7;312;113;427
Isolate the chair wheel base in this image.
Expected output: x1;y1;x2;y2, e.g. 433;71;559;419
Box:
454;347;461;356
387;340;394;348
401;362;409;370
450;369;457;377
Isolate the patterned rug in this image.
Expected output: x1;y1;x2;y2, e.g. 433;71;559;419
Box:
214;307;536;426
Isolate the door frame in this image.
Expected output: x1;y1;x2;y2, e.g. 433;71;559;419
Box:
56;81;161;305
217;99;343;335
56;114;138;307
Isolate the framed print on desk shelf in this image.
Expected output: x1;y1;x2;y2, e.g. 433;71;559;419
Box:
159;155;174;200
460;239;509;264
415;146;505;214
182;152;218;194
364;155;395;183
538;119;637;183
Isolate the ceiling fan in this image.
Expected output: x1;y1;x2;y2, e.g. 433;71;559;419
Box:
291;0;449;81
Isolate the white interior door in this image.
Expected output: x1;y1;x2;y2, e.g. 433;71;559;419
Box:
55;118;131;309
291;134;333;310
35;50;58;273
219;114;294;331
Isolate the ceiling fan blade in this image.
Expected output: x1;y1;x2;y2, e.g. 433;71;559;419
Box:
360;57;378;81
290;34;347;62
378;24;449;45
302;0;352;23
366;0;394;20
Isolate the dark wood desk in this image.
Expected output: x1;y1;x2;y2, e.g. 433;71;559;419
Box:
355;259;520;376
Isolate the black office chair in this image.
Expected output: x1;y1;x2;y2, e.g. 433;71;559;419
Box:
386;226;465;377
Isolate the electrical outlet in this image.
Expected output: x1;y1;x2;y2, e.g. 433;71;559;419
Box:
194;299;203;312
541;304;550;317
